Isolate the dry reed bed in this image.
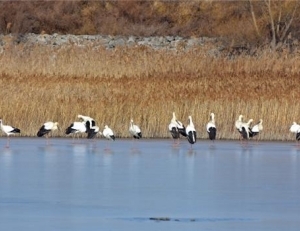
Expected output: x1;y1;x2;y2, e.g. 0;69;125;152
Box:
0;44;300;140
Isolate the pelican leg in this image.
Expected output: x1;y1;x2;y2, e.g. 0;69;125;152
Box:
190;144;194;150
6;136;10;148
131;138;139;150
131;138;135;149
255;137;258;143
209;139;215;148
74;133;81;144
71;135;75;144
104;141;110;151
46;134;51;146
172;138;179;147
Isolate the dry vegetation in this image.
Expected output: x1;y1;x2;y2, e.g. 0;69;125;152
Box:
1;1;300;48
0;1;300;140
0;43;300;140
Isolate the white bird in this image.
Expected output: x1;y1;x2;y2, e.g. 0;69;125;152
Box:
102;125;115;150
0;119;21;148
78;114;96;129
78;114;95;124
87;125;100;139
129;119;142;139
66;121;87;141
250;119;263;138
186;115;196;148
172;112;187;137
78;114;99;139
235;114;245;140
235;114;244;131
103;125;115;141
168;112;187;145
239;119;253;140
169;112;180;140
290;121;300;133
290;122;300;142
37;121;59;145
206;112;217;141
37;121;59;137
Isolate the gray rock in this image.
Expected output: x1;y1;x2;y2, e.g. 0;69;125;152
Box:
0;33;224;55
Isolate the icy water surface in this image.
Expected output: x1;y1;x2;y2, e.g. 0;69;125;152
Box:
0;138;300;231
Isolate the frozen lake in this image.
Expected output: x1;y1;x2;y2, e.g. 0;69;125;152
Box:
0;138;300;231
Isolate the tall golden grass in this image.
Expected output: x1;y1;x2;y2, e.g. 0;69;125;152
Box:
0;43;300;140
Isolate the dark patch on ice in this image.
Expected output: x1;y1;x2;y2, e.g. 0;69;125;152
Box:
117;217;256;223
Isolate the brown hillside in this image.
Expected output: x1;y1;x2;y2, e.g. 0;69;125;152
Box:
1;1;300;48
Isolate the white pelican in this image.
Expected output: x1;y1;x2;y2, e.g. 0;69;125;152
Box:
78;114;99;139
250;119;263;138
37;121;59;145
78;114;96;129
103;125;115;141
102;125;115;150
87;125;100;139
290;122;300;142
37;122;59;137
172;112;187;137
206;112;216;141
0;119;20;148
129;119;142;139
186;115;196;148
239;119;253;140
290;122;300;133
168;112;187;143
235;114;244;140
78;115;92;121
66;121;87;141
169;112;180;140
235;114;244;131
169;112;187;145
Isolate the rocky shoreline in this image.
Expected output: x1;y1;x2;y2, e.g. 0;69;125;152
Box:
0;33;222;55
2;33;297;57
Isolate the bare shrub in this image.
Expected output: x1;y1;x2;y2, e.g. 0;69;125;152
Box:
0;1;299;48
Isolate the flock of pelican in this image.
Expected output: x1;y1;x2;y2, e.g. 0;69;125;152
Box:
0;112;206;148
3;111;300;149
168;112;216;148
234;115;263;140
0;115;116;148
